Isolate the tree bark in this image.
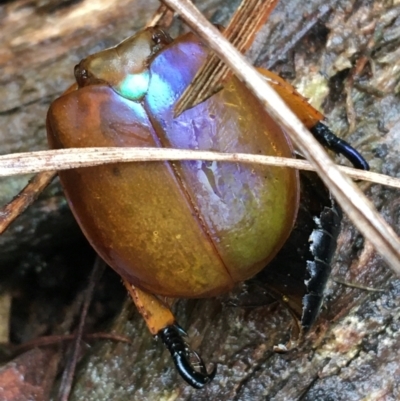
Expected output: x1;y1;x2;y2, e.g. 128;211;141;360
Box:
1;0;400;400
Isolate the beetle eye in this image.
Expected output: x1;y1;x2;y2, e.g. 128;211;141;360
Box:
152;28;173;46
74;63;90;87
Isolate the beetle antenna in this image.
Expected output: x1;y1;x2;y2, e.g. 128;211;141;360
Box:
310;122;370;171
159;324;216;388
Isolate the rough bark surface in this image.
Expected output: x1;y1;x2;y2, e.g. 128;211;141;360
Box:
1;0;400;400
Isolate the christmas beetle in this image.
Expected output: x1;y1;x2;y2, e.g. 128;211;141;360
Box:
46;26;368;388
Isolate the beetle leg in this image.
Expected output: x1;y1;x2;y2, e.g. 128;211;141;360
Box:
248;171;343;341
310;122;370;170
123;279;175;335
159;325;217;388
123;280;216;388
258;68;369;171
301;124;369;328
301;199;342;332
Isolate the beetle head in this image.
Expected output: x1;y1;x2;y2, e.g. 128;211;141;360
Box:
74;27;172;101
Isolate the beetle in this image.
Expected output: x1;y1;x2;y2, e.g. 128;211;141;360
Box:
45;26;368;388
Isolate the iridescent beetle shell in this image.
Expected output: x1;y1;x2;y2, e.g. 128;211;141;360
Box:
46;28;300;298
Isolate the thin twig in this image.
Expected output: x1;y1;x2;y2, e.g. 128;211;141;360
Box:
2;332;131;357
175;0;280;115
160;0;400;275
0;171;56;235
0;147;399;188
145;3;174;28
58;257;106;401
333;279;385;293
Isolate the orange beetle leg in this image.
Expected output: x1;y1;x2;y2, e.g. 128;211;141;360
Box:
257;68;323;129
123;280;216;388
123;279;175;335
258;68;369;170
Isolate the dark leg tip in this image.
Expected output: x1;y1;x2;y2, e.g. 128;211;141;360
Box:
159;324;216;389
310;122;370;171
